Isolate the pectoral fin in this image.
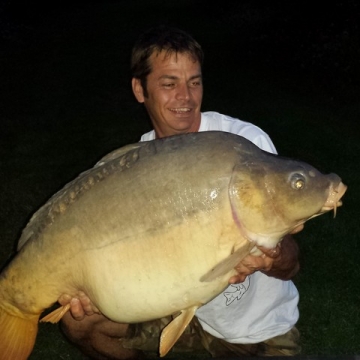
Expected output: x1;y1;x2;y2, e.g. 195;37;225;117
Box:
200;242;254;282
159;305;199;357
40;303;71;323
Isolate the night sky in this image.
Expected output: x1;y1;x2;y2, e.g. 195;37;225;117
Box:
0;1;359;357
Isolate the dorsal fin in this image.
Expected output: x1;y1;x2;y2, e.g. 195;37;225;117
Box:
17;142;144;250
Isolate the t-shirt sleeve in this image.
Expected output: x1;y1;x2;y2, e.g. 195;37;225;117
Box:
140;130;156;142
250;133;277;154
229;122;278;155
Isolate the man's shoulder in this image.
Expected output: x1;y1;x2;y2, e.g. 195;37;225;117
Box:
200;112;277;154
201;111;241;127
201;111;261;132
140;130;156;142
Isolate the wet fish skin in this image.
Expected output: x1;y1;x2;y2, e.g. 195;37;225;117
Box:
0;131;346;359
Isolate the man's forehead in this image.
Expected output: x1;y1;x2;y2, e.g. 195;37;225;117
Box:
150;50;200;68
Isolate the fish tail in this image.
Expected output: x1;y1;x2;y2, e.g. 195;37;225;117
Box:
0;304;39;360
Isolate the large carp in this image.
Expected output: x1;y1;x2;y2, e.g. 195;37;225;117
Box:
0;131;346;359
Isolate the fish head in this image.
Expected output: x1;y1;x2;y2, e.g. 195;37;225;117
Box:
229;151;347;249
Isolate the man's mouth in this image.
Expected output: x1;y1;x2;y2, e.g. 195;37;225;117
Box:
169;107;191;114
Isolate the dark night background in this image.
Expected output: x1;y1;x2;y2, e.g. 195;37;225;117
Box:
0;0;359;358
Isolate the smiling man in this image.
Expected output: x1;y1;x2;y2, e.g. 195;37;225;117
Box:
132;51;203;137
60;26;301;359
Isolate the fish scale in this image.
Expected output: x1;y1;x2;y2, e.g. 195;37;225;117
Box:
0;131;346;359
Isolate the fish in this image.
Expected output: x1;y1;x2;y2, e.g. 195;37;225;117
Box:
0;131;346;359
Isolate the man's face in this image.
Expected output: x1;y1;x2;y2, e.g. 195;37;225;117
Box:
132;51;203;138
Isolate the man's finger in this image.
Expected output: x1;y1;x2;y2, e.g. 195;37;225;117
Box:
70;298;86;320
258;245;280;258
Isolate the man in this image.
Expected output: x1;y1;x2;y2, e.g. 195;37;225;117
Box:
60;26;301;359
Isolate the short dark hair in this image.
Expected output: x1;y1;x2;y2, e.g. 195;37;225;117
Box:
131;25;204;97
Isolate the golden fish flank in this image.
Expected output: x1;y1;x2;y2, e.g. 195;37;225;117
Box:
0;131;346;359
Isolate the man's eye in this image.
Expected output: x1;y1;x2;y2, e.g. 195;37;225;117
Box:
162;83;175;88
190;81;201;87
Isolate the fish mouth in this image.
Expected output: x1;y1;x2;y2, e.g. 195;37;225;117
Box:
289;181;347;234
320;181;347;217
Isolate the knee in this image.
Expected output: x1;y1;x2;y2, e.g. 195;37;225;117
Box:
60;313;142;359
60;311;100;343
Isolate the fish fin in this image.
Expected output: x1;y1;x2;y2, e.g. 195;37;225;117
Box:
0;305;39;360
40;303;71;323
159;305;198;357
200;242;254;282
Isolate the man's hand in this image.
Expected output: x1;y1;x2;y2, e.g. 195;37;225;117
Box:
229;234;300;284
58;292;100;321
262;234;300;280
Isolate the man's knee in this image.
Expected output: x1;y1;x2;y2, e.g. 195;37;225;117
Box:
60;312;142;359
60;310;98;342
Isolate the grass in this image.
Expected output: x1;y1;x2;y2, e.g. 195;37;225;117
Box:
1;1;359;358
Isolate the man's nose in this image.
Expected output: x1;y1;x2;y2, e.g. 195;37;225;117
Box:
176;83;190;100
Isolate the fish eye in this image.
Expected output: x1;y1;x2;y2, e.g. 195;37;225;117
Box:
290;173;306;190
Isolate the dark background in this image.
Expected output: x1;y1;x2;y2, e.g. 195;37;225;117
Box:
1;0;359;358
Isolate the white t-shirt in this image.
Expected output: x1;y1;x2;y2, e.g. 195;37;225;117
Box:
140;111;299;344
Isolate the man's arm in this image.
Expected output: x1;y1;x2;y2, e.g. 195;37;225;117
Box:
261;234;300;280
228;234;300;284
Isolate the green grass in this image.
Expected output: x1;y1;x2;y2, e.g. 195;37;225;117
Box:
1;1;359;358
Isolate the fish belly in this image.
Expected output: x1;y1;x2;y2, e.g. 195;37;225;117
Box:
78;210;242;322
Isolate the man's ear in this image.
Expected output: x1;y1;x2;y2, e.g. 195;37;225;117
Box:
132;78;145;103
